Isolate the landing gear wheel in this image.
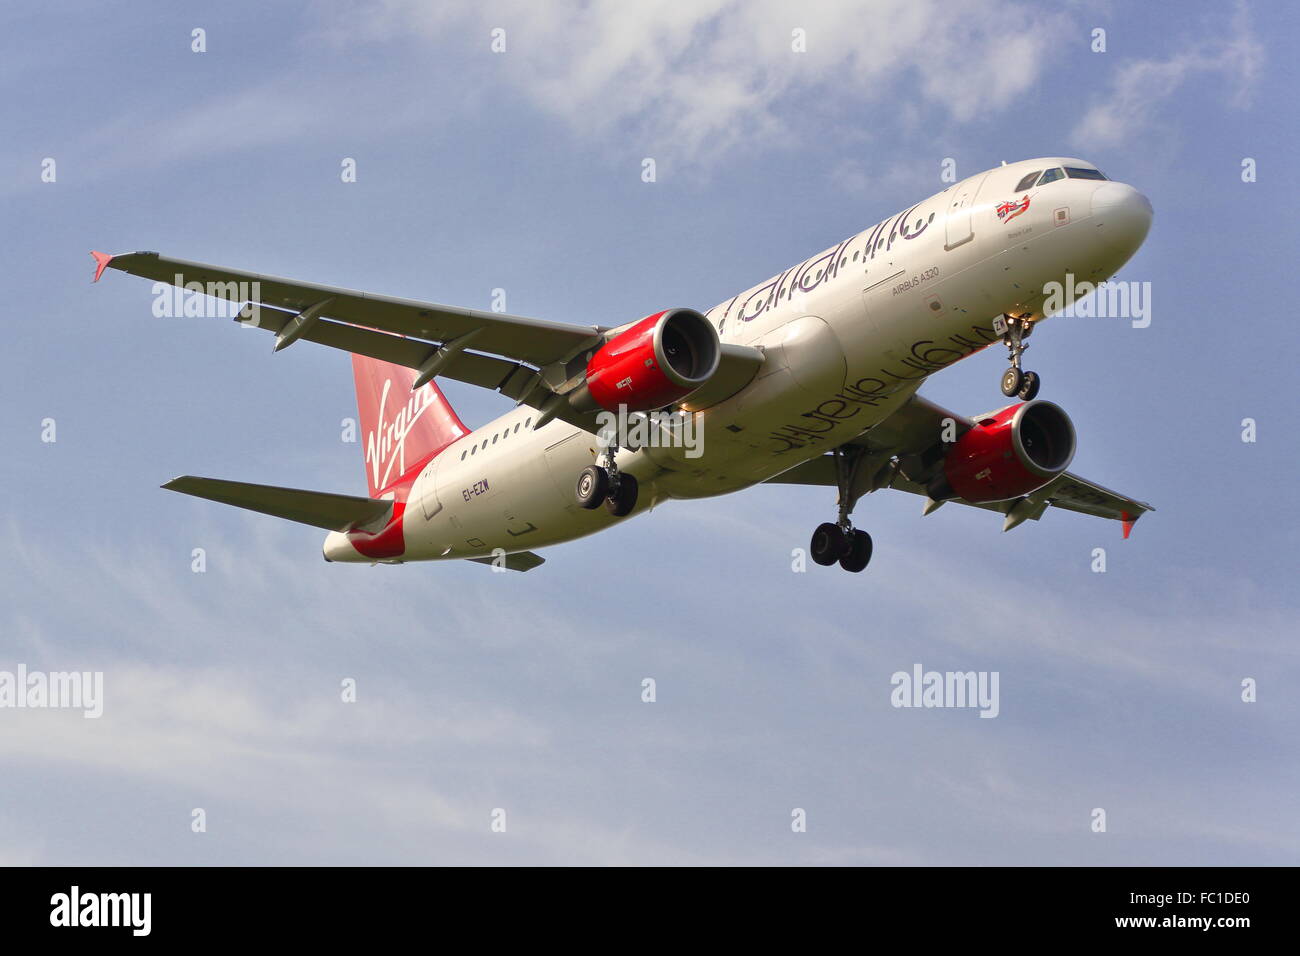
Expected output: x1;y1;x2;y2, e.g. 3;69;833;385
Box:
810;522;847;566
838;530;873;573
1017;371;1040;401
604;473;639;517
575;465;609;510
1000;366;1024;397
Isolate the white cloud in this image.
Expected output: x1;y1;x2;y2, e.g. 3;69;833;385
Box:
1072;1;1264;147
316;0;1071;164
0;0;1073;197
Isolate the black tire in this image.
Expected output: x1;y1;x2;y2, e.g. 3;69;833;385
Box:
839;530;873;573
604;473;639;517
810;522;846;566
1000;367;1024;397
575;465;609;509
1017;370;1040;401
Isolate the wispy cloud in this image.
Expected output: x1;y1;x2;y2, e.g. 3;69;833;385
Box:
3;0;1072;197
1072;1;1264;147
329;0;1071;164
2;491;1296;864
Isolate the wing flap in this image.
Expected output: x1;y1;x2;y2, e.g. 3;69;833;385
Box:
244;305;597;430
163;476;391;532
1036;473;1154;526
768;456;1151;533
248;304;543;396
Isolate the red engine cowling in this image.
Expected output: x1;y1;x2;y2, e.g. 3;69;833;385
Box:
585;309;719;412
929;400;1076;503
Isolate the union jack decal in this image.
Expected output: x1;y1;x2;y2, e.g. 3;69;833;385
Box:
997;195;1031;223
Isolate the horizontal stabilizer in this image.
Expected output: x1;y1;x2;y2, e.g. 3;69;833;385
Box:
466;551;546;572
162;476;391;532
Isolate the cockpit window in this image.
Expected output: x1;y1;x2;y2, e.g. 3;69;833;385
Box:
1064;166;1108;181
1014;170;1041;192
1036;167;1065;186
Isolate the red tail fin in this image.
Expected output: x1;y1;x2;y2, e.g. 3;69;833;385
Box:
351;355;470;497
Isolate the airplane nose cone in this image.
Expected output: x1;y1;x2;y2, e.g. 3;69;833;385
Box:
1090;182;1153;255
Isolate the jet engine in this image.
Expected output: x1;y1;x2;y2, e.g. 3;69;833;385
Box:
927;400;1076;503
583;309;720;412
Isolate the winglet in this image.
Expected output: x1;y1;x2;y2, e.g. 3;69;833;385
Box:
90;250;113;283
1121;511;1135;539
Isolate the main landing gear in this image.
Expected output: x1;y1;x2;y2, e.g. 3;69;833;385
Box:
811;522;873;573
808;443;886;573
995;314;1041;401
575;445;639;517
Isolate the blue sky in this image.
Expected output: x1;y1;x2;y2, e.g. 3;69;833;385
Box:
2;0;1296;864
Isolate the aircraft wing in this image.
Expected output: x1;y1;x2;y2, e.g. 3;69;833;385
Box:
95;250;613;426
95;249;763;428
768;393;1154;536
97;250;604;367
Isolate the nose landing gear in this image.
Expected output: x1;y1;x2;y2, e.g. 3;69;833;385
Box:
995;314;1041;400
575;445;640;517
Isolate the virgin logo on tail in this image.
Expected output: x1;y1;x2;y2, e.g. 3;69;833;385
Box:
365;378;438;492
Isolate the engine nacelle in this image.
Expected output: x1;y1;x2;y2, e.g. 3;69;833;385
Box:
928;400;1076;503
584;309;719;412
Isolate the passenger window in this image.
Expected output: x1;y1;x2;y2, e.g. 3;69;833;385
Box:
1065;166;1107;181
492;434;498;444
471;446;476;455
928;212;935;222
1014;170;1041;192
525;418;532;427
460;451;466;460
1036;167;1065;186
514;423;520;433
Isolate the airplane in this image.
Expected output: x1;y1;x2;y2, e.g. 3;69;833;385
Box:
92;156;1154;573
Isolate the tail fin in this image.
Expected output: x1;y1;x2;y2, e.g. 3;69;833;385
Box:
352;355;470;497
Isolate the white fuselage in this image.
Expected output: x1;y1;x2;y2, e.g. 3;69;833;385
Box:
330;157;1152;563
